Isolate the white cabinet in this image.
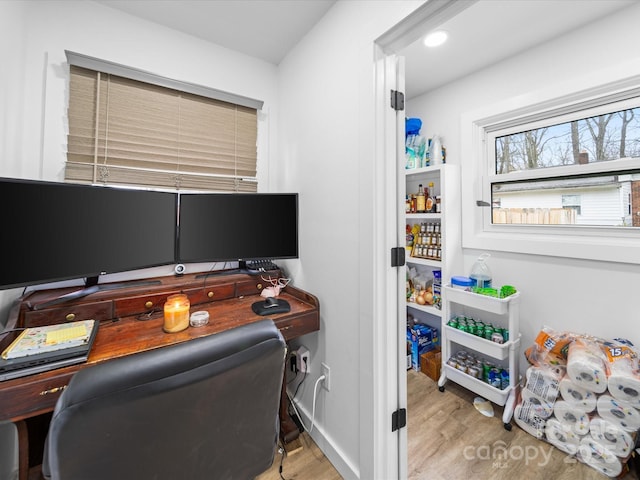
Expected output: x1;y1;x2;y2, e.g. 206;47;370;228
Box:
438;285;521;429
404;164;461;329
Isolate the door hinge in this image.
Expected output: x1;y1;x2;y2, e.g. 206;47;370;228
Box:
392;408;407;432
390;90;405;111
391;247;405;267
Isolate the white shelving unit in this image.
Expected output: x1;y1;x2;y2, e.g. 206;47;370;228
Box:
438;286;521;429
404;164;461;333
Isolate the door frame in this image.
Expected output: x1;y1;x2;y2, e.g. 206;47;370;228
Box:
372;1;478;477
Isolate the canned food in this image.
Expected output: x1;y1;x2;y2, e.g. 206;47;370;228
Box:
467;366;481;379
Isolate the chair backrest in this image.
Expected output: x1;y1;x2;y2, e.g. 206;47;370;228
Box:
42;319;286;480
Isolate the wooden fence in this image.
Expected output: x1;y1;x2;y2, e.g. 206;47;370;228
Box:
492;208;576;225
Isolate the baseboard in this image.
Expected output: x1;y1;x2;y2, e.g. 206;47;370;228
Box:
288;396;360;480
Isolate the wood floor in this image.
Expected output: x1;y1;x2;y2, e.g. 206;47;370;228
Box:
261;370;640;480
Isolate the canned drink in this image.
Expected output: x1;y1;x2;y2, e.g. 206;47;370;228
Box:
489;367;502;388
500;369;510;390
484;325;494;340
447;318;458;328
467;323;477;336
476;325;485;338
482;362;492;382
491;332;504;344
502;329;509;342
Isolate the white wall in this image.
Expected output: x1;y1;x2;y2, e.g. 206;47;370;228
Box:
406;3;640;359
278;1;422;478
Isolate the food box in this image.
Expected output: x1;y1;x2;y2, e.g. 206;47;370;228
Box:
420;347;442;381
407;324;439;371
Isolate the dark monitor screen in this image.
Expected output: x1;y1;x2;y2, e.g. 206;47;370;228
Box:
0;178;177;290
178;193;298;263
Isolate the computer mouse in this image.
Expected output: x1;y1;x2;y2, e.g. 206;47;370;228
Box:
264;297;279;307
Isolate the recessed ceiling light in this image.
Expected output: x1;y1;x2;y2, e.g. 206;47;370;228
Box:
423;30;448;48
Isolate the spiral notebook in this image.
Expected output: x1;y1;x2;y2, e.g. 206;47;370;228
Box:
0;319;98;381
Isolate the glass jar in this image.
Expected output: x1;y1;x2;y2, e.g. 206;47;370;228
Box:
163;294;190;333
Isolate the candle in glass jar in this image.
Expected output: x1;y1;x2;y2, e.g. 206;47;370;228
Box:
163;294;190;333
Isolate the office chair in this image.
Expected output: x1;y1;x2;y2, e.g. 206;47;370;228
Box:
42;319;286;480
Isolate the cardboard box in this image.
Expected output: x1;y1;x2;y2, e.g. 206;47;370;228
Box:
407;324;439;371
420;347;442;381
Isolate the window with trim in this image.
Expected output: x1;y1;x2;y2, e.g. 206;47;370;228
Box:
490;101;640;228
65;51;261;192
462;74;640;264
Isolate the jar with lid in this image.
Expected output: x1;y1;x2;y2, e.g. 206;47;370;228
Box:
163;294;190;333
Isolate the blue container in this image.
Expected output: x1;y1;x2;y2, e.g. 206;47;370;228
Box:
451;276;473;290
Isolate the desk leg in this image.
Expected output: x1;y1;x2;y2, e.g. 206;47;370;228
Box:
16;420;28;480
279;364;300;445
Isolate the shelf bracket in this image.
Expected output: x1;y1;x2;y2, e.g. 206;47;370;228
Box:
391;247;405;267
391;408;407;432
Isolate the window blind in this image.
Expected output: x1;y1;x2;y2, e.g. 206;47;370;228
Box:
66;64;259;192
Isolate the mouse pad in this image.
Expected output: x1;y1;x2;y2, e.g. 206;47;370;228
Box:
251;299;291;316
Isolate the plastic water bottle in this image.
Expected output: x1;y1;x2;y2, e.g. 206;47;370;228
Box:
470;253;492;288
430;135;443;165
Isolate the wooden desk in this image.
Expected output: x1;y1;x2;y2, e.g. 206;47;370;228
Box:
0;270;319;478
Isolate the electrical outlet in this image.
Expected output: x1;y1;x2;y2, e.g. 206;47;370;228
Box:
321;362;330;391
296;346;310;373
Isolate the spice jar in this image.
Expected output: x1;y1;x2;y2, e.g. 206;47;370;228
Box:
163;294;190;333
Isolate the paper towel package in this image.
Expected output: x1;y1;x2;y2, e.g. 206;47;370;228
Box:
521;388;555;419
544;418;581;455
589;417;634;458
559;377;597;413
605;351;640;408
553;400;590;435
517;329;639;479
577;436;623;478
566;340;608;394
596;394;640;433
514;403;546;439
525;366;562;403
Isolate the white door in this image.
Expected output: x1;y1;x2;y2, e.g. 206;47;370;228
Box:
380;51;408;479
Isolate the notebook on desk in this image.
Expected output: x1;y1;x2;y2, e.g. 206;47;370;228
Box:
0;319;99;381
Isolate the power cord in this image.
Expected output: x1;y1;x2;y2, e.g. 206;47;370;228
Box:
277;442;288;480
287;371;326;434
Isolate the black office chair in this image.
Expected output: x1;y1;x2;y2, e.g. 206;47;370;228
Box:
42;319;286;480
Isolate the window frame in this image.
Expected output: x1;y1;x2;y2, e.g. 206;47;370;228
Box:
461;71;640;265
65;51;263;193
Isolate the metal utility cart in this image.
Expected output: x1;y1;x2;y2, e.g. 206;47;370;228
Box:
438;286;521;430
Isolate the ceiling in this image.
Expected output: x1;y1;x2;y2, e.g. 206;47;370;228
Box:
94;0;337;65
400;0;637;99
95;0;636;96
